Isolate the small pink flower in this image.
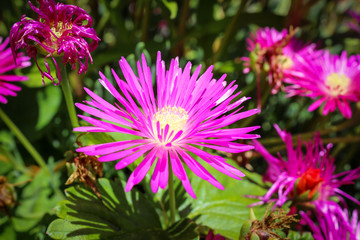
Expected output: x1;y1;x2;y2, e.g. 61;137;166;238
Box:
10;0;100;85
0;37;30;104
248;125;360;208
285;50;360;118
75;52;260;198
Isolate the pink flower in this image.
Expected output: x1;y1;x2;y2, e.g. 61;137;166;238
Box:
242;27;318;94
248;124;360;208
285;50;360;118
301;201;360;240
75;52;260;198
0;37;30;104
10;0;100;85
205;230;226;240
347;10;360;34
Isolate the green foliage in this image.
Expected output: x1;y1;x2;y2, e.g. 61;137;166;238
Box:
36;85;62;130
47;178;198;240
288;230;315;240
182;165;267;239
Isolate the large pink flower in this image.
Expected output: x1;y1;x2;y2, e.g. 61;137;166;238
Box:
74;52;260;198
0;37;30;104
249;125;360;208
10;0;100;85
285;50;360;118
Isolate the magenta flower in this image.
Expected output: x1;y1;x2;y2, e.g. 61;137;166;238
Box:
248;125;360;208
0;37;30;104
242;27;318;94
74;52;260;198
347;10;360;34
10;0;100;85
285;50;360;118
301;201;360;240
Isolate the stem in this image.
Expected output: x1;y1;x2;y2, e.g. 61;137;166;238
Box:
60;66;80;129
0;108;48;170
168;161;176;225
211;0;247;64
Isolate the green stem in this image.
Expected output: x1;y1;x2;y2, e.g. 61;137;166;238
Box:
168;162;176;225
258;113;360;146
0;108;47;170
60;66;79;129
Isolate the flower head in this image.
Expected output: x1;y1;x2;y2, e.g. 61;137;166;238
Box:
301;201;360;240
249;124;360;208
285;50;360;118
75;52;260;198
0;37;30;104
10;0;100;85
242;27;318;95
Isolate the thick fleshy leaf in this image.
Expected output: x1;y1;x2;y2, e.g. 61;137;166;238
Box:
47;178;198;240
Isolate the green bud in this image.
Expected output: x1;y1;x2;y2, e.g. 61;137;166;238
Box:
250;232;260;240
263;62;270;72
297;189;311;202
239;220;252;240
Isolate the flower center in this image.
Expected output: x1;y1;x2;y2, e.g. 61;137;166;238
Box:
277;55;293;69
50;21;72;41
325;73;350;96
37;21;73;56
153;106;189;142
296;168;323;199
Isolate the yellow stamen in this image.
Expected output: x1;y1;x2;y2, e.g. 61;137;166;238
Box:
277;55;293;69
153;106;189;142
325;73;350;96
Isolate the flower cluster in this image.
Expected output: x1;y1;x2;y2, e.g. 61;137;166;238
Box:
249;125;360;239
243;27;360;118
74;52;260;198
10;0;100;85
0;37;30;104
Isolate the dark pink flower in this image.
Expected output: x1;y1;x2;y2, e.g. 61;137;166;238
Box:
285;50;360;118
347;10;360;34
205;230;226;240
75;52;260;198
0;37;30;104
248;125;360;209
10;0;100;85
242;27;318;94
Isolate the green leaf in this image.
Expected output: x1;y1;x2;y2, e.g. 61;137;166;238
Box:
161;0;178;19
36;85;62;130
0;223;16;240
47;178;197;239
288;230;314;240
183;163;267;240
12;169;62;232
